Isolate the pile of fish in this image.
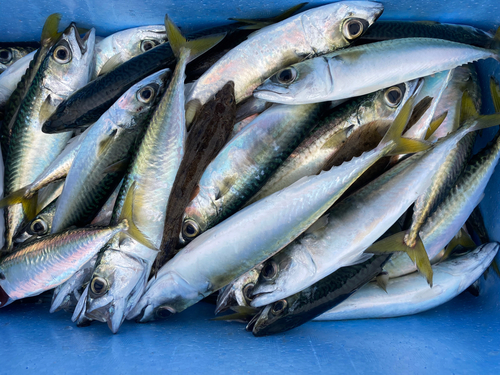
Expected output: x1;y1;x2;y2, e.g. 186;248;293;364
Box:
0;2;500;336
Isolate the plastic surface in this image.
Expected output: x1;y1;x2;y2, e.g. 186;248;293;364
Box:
1;1;500;373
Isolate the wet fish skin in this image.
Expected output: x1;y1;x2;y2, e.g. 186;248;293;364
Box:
187;1;384;107
3;24;95;251
154;81;236;270
246;80;420;205
93;25;168;79
254;38;499;104
182;102;326;239
360;21;496;48
315;243;499;320
0;51;36;112
50;68;170;234
0;220;129;306
250;254;391;336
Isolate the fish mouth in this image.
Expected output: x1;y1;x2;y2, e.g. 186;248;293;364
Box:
132;304;155;323
67;23;94;53
245;310;262;332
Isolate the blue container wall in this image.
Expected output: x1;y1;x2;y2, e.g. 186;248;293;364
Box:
1;1;500;374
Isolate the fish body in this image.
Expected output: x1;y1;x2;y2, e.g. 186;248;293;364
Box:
250;114;496;307
0;46;35;73
182;102;325;238
50;69;170;234
315;243;499;320
246;80;420;205
0;51;36;110
187;1;384;106
3;25;95;250
254;38;499;104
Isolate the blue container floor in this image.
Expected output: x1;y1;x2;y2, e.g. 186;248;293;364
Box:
1;269;500;374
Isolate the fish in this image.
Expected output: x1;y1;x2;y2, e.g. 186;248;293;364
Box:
1;14;62;158
384;77;500;277
249;105;500;307
153;81;236;270
360;21;498;48
186;1;384;115
245;79;421;205
40;5;303;134
0;218;130;307
0;46;35;73
2;23;95;251
253;38;500;104
50;68;171;234
0;51;36;111
93;25;168;78
127;93;429;323
248;254;391;336
0;128;87;211
181;102;327;241
314;243;499;320
80;17;225;333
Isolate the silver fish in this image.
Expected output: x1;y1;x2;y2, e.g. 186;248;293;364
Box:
254;38;499;104
314;243;498;320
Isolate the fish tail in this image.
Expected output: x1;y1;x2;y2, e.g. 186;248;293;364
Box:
381;88;431;156
491;26;500;54
118;182;157;251
0;187;38;220
441;228;477;261
365;231;433;287
41;13;62;47
229;2;308;29
462;89;500;132
164;15;226;63
425;111;448;140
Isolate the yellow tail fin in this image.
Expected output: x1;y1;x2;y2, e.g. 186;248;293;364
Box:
164;15;226;63
425;112;448;140
0;187;38;220
380;89;431;156
490;76;500;113
118;182;157;250
365;231;433;287
41;13;62;47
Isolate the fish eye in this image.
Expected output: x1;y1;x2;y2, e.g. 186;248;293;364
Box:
0;48;12;64
137;85;156;103
271;299;287;316
90;277;109;297
156;306;175;319
261;260;278;280
53;45;72;64
29;219;49;236
141;40;159;52
384;86;404;107
182;219;200;239
243;283;255;303
274;67;297;85
342;18;367;40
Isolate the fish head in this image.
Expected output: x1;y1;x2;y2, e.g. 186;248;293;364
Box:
301;1;383;53
127;271;198;322
253;57;333;104
247;295;299;336
181;190;215;242
442;243;499;278
108;25;168;58
215;264;263;314
0;47;28;72
250;244;316;307
44;24;96;98
84;241;149;333
110;68;171;129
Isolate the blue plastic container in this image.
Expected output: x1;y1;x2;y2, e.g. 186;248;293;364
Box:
1;2;500;373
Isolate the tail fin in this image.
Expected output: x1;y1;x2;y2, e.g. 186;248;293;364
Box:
229;3;308;29
441;228;477;261
380;90;431;156
490;76;500;113
365;231;433;287
425;112;448;140
118;182;157;250
164;15;226;63
41;13;62;47
491;26;500;52
0;187;38;220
